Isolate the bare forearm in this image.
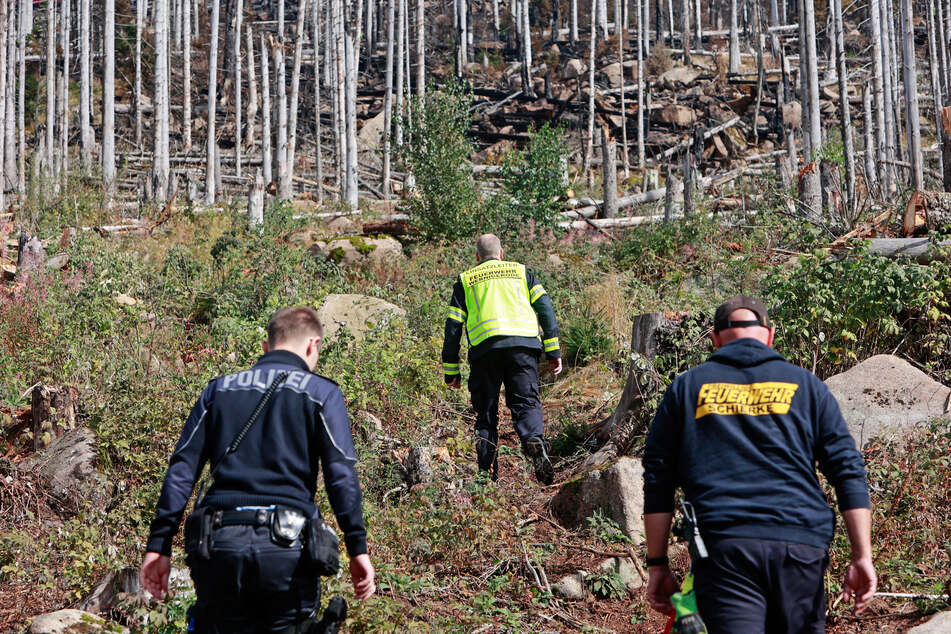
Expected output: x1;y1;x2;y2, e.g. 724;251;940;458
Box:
644;512;675;559
842;507;872;560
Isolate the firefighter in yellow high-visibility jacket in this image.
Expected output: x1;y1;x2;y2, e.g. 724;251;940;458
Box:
442;234;562;484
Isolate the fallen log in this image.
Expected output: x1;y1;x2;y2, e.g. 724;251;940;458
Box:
862;238;951;262
363;217;409;236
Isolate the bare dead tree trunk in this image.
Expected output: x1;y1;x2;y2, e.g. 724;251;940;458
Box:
729;0;739;73
103;0;116;196
584;0;596;190
344;0;360;209
16;0;25;194
602;127;618;217
880;0;897;193
383;0;395;195
5;6;14;189
246;25;257;153
234;0;243;177
869;0;886;188
80;0;93;167
311;0;324;203
283;0;309;200
395;0;405;142
135;0;144;149
521;0;533;97
249;168;265;225
44;0;55;178
928;0;945;184
863;85;876;194
274;36;288;199
681;0;691;64
637;0;646;167
832;0;855;214
153;0;171;201
900;0;923;190
182;0;192;152
416;0;424;100
58;0;68;176
261;34;273;184
206;0;221;204
570;0;578;42
0;0;6;210
798;0;822;217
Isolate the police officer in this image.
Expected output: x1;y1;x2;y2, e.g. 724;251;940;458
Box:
442;234;562;484
643;296;876;633
139;306;375;632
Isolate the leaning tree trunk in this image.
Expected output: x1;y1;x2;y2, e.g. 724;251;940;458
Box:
205;0;221;205
153;0;171;201
900;0;923;190
832;0;855;215
103;0;116;197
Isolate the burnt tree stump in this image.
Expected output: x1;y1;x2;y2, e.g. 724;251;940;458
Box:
31;384;82;451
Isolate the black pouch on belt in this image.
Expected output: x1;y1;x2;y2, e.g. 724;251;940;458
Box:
184;506;214;561
305;512;340;576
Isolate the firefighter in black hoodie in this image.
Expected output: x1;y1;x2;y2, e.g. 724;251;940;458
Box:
642;296;877;633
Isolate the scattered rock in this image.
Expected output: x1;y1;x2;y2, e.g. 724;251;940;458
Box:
357;109;386;154
562;58;586;79
782;101;802;128
552;572;587;600
597;556;645;593
507;74;523;91
546;253;564;268
315;293;406;343
399;446;434;487
657;66;701;89
312;236;404;267
286;228;323;248
655;104;697;127
325;215;359;236
908;611;951;633
29;609;127;633
550;457;645;542
79;568;140;615
46;252;70;271
825;355;951;448
602;62;624;88
20;427;113;517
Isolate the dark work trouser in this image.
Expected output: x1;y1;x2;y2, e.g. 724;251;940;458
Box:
692;537;828;634
187;524;320;633
468;347;544;474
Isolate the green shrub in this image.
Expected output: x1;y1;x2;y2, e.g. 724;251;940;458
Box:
764;244;951;379
399;79;483;241
487;123;569;236
562;304;613;366
585;510;632;545
585;570;628;600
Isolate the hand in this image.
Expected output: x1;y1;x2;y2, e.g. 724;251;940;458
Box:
548;358;563;376
350;553;376;600
446;376;461;389
140;552;171;600
841;557;877;614
646;565;680;615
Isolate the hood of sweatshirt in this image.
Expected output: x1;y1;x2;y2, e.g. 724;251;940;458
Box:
707;337;786;368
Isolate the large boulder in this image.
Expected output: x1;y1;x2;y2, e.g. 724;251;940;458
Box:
315;293;406;343
908;611;951;633
29;609;128;633
657;66;702;89
311;236;405;267
562;59;586;79
601;62;624;88
79;569;140;615
655;104;697;127
20;427;113;517
550;457;645;542
552;572;587;600
357;110;387;169
825;355;951;448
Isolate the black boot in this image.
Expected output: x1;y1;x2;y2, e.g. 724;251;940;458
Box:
523;436;554;485
476;430;499;480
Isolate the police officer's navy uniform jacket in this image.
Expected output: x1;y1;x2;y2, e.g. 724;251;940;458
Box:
643;338;870;549
146;350;367;558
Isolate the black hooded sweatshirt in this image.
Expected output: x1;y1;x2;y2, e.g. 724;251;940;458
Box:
643;338;869;548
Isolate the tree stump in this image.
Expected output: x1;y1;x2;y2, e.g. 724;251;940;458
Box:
31;384;82;451
904;190;951;235
16;233;46;282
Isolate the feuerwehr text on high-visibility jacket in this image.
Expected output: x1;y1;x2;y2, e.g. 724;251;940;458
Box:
441;258;560;379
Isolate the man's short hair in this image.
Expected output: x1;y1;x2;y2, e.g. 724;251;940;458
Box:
713;296;772;332
476;234;502;259
267;306;324;346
